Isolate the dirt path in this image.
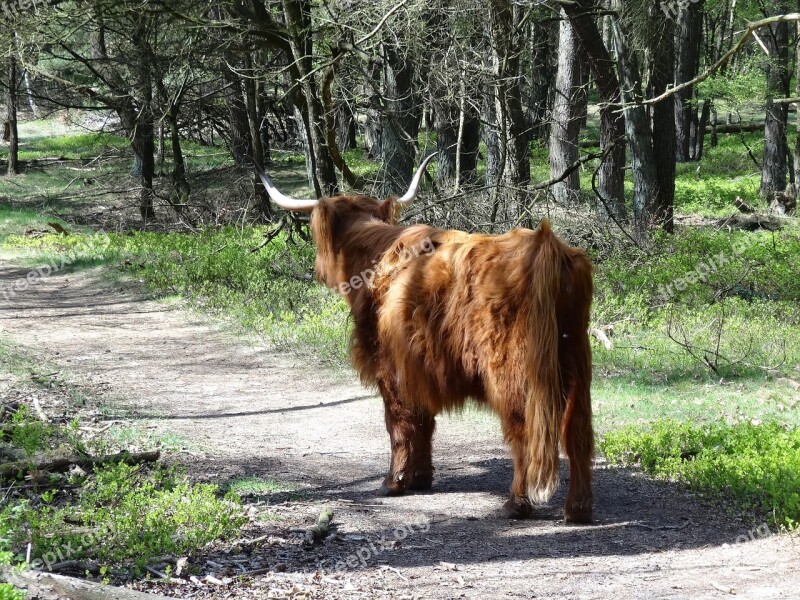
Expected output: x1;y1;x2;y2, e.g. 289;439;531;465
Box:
1;263;798;600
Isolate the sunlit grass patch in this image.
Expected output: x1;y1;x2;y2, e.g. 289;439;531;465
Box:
18;132;129;161
0;205;71;243
1;463;245;572
592;376;800;434
600;420;800;529
226;476;297;497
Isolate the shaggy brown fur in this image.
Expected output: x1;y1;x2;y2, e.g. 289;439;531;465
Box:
309;195;594;523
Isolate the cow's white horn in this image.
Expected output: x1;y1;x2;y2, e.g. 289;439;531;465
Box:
255;164;319;212
395;152;438;206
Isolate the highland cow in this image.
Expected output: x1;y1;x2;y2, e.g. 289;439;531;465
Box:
257;155;594;522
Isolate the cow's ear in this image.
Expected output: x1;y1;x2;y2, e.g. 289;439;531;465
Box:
377;199;399;224
311;201;333;249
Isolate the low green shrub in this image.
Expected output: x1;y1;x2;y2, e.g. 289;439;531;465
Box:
3;462;245;572
600;420;800;528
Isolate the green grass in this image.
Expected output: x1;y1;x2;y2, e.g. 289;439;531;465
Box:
0;585;24;600
18;132;129;161
593;377;800;433
2;463;245;572
600;420;800;529
0;204;72;243
108;227;350;361
226;476;296;497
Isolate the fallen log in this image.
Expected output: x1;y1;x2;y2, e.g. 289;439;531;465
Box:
1;568;175;600
0;450;160;480
305;507;334;544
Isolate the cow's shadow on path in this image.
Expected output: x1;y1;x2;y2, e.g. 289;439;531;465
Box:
208;452;749;569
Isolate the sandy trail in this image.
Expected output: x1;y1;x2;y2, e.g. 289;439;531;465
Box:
1;263;797;599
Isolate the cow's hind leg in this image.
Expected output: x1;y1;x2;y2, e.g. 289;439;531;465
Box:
408;409;436;491
561;336;594;524
501;413;533;519
377;378;415;496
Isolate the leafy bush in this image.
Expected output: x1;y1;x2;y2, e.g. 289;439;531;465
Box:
4;463;245;572
600;420;800;528
0;506;25;600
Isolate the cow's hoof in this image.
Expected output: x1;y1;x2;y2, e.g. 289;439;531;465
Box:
378;476;408;496
409;471;434;491
502;496;533;519
564;506;593;524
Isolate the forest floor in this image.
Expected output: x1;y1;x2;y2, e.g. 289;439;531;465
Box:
1;261;799;600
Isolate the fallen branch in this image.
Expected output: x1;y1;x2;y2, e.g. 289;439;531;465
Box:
734;196;756;214
0;568;175;600
0;450;160;480
32;397;50;422
305;507;334;543
591;328;613;350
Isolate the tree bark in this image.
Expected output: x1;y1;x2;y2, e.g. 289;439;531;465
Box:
649;6;676;233
760;4;790;199
6;53;19;176
131;16;156;221
379;43;420;197
459;104;480;185
549;15;583;203
561;0;626;219
613;17;659;236
528;17;555;141
282;0;338;197
435;102;459;185
222;63;253;167
488;0;531;209
674;0;704;162
794;22;800;188
336;101;357;151
694;99;712;160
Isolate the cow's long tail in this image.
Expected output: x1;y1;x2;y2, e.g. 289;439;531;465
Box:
526;219;565;504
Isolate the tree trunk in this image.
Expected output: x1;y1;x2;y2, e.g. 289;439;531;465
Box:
459;105;480;185
282;0;338;197
760;5;790;199
131;17;155;221
649;7;676;232
488;0;531;209
549;15;583;203
613;18;659;237
6;53;19;176
528;17;555;141
167;109;189;212
336;101;357;151
674;0;704;162
794;22;800;188
562;0;626;219
243;53;271;218
435;102;459;185
483;81;501;191
694;99;711;160
379;42;420;197
222;64;253;167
